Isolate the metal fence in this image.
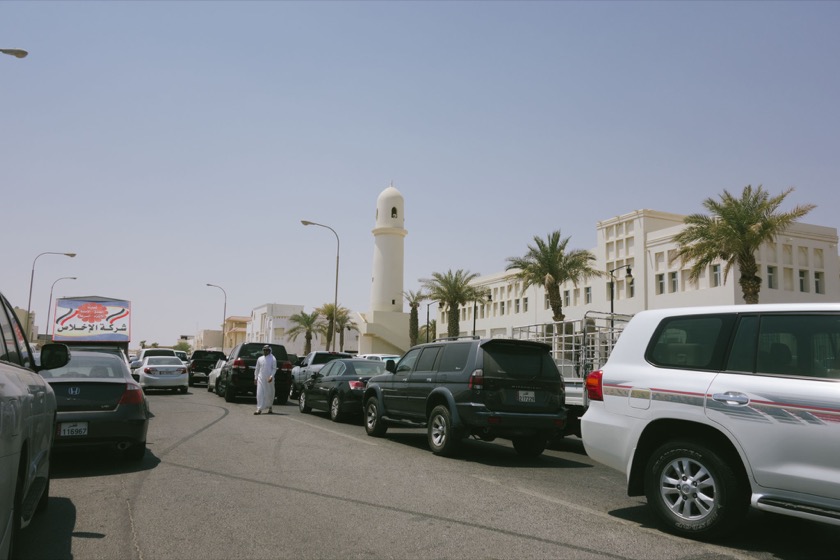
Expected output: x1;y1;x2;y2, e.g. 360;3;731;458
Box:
510;310;633;380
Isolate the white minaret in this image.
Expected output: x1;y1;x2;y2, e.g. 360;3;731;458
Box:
370;184;407;312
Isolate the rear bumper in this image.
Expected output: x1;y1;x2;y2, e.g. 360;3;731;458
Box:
457;404;567;438
139;373;188;389
54;410;149;449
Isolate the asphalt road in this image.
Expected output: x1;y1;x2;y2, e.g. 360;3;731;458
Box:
18;387;839;560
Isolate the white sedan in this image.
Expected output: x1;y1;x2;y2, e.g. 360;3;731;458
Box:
134;356;188;393
207;359;227;393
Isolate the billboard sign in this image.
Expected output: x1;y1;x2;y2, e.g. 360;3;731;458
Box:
53;297;131;342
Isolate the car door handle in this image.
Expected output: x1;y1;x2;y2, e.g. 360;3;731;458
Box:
711;392;749;405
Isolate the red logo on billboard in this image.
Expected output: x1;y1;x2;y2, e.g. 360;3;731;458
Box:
77;303;108;323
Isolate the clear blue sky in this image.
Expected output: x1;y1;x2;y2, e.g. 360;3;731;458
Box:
3;1;838;347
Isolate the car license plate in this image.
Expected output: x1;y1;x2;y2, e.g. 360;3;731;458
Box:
59;422;88;437
517;390;536;403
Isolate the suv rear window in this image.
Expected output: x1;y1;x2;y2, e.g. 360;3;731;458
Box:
241;343;288;361
647;315;735;370
191;350;226;361
482;341;559;379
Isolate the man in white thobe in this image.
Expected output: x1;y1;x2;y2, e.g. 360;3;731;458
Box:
254;345;277;415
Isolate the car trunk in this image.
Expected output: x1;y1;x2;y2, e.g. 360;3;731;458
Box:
49;379;128;412
479;340;564;414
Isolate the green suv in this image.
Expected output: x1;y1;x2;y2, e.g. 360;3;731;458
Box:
363;337;566;457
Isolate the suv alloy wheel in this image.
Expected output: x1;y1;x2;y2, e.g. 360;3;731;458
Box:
427;405;461;456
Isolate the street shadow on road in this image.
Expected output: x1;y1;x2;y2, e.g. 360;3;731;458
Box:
609;504;839;560
51;447;162;479
17;497;78;560
383;431;593;469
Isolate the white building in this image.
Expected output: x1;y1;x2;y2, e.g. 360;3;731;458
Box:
446;209;840;337
246;303;307;356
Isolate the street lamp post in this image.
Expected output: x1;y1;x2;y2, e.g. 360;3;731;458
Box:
26;252;76;337
608;266;633;330
301;220;340;352
206;284;227;353
47;276;77;337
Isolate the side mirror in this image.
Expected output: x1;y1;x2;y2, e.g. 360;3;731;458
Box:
38;343;70;371
385;359;396;373
130;360;142;369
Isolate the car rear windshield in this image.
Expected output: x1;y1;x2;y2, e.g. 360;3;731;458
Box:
241;344;288;360
482;341;559;379
148;357;184;366
312;353;350;365
192;351;226;361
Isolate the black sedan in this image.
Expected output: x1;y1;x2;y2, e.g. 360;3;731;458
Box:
40;351;150;461
299;358;386;422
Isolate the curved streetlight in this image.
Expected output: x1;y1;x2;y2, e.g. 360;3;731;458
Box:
1;49;28;59
26;252;77;336
47;276;77;337
206;284;227;353
301;220;339;351
608;265;633;331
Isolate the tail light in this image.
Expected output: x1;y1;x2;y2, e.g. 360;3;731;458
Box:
348;380;366;391
280;360;292;373
232;358;247;369
178;368;186;373
468;369;484;390
119;384;145;405
586;370;604;402
143;367;153;374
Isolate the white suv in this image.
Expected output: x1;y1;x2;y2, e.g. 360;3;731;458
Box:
581;304;840;540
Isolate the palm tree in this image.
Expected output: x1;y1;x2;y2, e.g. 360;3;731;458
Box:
315;303;339;350
403;289;425;346
421;270;482;338
505;230;601;322
673;185;815;304
287;310;323;355
419;319;437;344
334;307;357;352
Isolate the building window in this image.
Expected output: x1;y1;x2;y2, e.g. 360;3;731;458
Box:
669;271;678;293
544;294;550;310
584;287;591;304
514;299;520;313
767;266;777;289
500;301;505;315
815;271;825;294
799;270;809;292
656;274;665;295
523;297;528;312
628;281;635;298
563;290;570;307
711;264;721;288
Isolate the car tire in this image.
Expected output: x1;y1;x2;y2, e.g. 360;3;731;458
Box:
364;396;387;437
224;383;237;403
329;395;342;422
512;436;547;457
180;386;188;394
289;383;298;401
215;379;223;396
188;375;194;387
274;387;288;406
299;391;312;413
645;439;748;540
207;381;213;392
427;405;462;456
10;459;24;560
35;473;50;513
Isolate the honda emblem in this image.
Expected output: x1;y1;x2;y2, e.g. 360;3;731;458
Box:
68;387;81;396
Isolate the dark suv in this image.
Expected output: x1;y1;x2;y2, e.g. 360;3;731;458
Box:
188;350;227;386
217;343;292;405
363;337;566;457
